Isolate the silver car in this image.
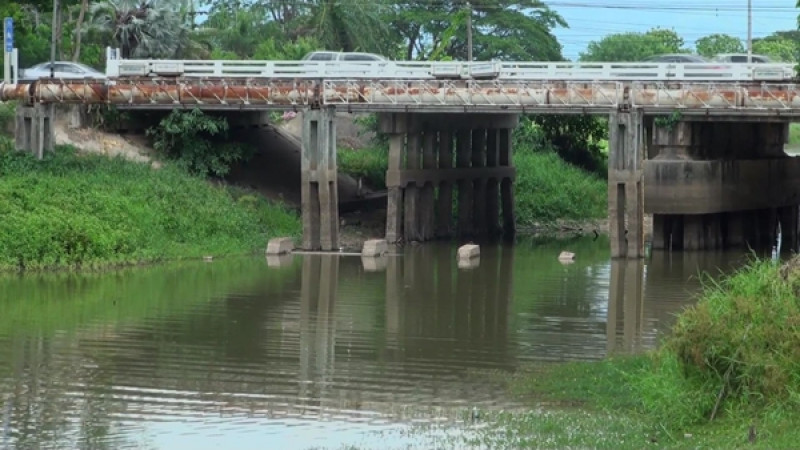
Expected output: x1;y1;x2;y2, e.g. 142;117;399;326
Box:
20;61;106;81
712;53;772;63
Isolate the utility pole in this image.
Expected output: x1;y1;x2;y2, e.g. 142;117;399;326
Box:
50;0;59;77
746;0;752;63
466;1;473;62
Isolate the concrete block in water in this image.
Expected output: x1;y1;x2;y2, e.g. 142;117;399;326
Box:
361;255;388;272
267;253;294;268
457;244;480;260
458;256;480;270
558;251;575;263
266;237;294;255
362;239;388;257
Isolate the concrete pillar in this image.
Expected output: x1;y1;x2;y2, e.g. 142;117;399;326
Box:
301;107;339;251
420;131;437;240
608;110;645;258
15;103;55;160
486;129;501;237
405;132;421;242
386;134;405;243
436;131;454;238
779;206;799;252
456;129;474;237
499;128;515;237
472;129;488;236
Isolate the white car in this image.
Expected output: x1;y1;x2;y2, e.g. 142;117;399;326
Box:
301;51;388;62
20;61;106;81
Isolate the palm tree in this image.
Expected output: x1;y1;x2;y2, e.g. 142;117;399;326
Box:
305;0;391;54
86;0;187;58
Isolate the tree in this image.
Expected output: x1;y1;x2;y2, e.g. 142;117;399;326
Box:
695;34;744;58
579;28;689;62
752;30;800;62
305;0;391;54
86;0;192;58
391;0;566;61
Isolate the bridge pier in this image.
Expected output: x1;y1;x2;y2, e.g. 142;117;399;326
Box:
15;103;55;159
301;107;339;251
380;113;517;243
608;110;646;258
645;120;800;251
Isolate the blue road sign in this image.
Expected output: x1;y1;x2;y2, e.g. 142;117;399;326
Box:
4;17;13;53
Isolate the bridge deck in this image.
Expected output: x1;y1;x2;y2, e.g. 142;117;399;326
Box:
2;78;799;116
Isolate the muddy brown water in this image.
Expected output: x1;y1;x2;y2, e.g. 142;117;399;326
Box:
0;236;758;449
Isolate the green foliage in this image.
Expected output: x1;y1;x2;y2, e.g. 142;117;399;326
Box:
512;116;550;151
338;147;388;189
253;36;322;60
513;151;607;224
580;28;689;62
695;34;745;58
0;145;299;271
528;115;608;176
654;111;683;130
667;258;800;408
0;101;16;136
147;109;253;177
394;0;566;61
86;104;130;131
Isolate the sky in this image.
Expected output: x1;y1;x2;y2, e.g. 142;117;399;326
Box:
545;0;799;61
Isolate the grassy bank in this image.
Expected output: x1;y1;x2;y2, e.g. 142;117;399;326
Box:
0;139;300;271
790;123;800;147
336;147;607;225
462;258;800;448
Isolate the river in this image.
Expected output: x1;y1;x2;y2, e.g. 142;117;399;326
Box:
0;236;757;449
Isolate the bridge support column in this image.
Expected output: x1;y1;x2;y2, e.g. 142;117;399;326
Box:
301;107;339;251
15;103;55;160
647;119;798;252
380;113;517;243
608;110;645;258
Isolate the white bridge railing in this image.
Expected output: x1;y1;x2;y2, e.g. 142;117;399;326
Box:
105;48;796;82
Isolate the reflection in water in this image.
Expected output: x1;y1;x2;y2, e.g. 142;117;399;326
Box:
0;240;754;449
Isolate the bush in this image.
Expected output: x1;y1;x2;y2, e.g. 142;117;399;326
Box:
147;109;254;177
666;258;800;406
0;146;300;271
513;151;607;224
0;101;15;135
338;147;388;189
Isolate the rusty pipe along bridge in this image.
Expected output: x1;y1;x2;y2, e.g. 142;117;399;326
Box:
4;51;800;258
1;49;800;116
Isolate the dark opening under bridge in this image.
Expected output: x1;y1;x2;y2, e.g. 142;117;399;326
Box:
3;54;800;258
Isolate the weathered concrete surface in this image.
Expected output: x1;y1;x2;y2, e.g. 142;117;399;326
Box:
266;237;295;255
361;239;388;257
608;110;645;259
457;244;480;260
644;159;800;215
15;103;55;159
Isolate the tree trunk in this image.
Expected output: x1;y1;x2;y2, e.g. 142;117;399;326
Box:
72;0;89;61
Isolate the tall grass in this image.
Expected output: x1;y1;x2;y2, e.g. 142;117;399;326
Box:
0;145;300;271
513;151;607;224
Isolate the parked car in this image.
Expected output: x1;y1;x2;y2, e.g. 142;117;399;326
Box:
712;53;772;63
301;51;388;62
20;61;106;81
643;54;708;63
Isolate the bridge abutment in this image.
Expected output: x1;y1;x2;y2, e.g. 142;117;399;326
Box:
645;119;800;251
380;113;517;243
301;107;339;251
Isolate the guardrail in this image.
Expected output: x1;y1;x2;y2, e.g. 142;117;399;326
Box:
104;48;796;82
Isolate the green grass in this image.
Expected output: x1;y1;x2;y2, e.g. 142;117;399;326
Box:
513;151;607;224
449;257;800;449
338;146;388;189
0;143;300;271
789;123;800;146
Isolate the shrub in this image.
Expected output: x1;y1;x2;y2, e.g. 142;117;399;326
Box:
0;101;15;135
147;109;254;177
513;151;607;224
338;147;388;189
0;146;300;271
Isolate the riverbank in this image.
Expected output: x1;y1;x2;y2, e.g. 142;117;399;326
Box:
0;139;300;271
456;257;800;449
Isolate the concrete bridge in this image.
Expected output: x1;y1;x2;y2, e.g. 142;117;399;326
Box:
2;52;800;258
